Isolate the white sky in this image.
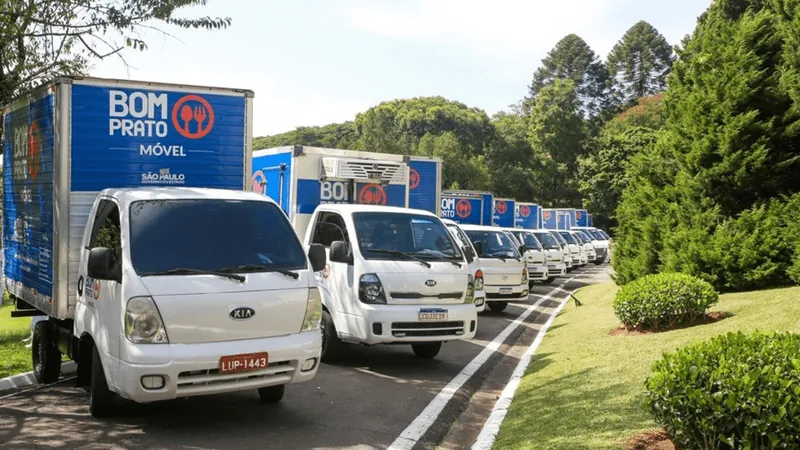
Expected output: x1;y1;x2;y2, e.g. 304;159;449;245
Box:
91;0;713;137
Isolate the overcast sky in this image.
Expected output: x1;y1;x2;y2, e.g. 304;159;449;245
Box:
91;0;712;137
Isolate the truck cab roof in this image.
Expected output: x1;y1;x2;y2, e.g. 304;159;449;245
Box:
313;204;440;218
98;187;277;209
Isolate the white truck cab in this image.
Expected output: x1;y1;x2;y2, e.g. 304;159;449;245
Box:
305;205;478;361
442;219;486;313
503;228;549;287
571;231;595;264
71;188;326;416
547;230;573;272
459;225;528;313
531;230;567;282
556;230;584;267
574;227;609;264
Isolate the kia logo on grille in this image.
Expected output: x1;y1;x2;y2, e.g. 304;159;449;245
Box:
501;275;508;280
425;280;437;287
229;307;255;320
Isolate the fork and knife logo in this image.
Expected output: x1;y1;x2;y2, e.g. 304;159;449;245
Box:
171;94;215;139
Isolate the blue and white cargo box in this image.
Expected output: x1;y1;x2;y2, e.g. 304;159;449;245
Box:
252;145;424;240
576;209;589;227
556;210;573;230
493;197;516;228
514;202;540;230
441;190;494;225
542;208;557;230
2;76;253;318
407;156;442;216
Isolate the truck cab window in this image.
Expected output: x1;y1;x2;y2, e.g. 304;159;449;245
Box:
312;212;350;247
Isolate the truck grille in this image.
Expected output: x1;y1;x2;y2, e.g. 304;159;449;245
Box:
390;292;463;300
176;361;294;395
391;321;465;337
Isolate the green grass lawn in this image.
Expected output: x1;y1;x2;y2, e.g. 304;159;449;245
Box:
494;282;800;450
0;293;33;379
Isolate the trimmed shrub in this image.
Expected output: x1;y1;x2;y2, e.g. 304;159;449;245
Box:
645;331;800;449
613;273;718;331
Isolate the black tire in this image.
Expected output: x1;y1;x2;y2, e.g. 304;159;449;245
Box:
89;346;116;418
487;301;508;312
528;280;536;289
594;260;604;265
320;310;344;363
32;321;61;384
542;277;555;284
411;342;442;359
258;384;285;403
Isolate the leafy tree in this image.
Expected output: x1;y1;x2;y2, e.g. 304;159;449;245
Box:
579;94;665;226
253;122;357;150
417;132;488;190
526;78;586;207
525;34;610;118
486;111;536;199
607;21;674;105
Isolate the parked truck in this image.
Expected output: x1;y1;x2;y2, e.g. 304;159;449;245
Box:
575;209;589;227
3;77;327;417
441;190;494;226
514;202;541;230
251;146;479;361
492;198;516;228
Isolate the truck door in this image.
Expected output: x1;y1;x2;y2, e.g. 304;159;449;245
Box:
78;198;123;362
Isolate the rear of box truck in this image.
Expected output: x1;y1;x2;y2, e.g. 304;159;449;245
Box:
493;198;516;228
407;157;441;216
3;76;253;319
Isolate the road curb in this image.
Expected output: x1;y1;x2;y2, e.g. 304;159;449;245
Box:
471;286;579;450
0;361;76;393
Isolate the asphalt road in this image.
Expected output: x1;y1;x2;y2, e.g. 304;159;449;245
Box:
0;265;612;450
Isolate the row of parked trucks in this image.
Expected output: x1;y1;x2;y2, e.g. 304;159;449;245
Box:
1;77;612;418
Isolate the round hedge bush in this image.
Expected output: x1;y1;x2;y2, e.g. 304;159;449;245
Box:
645;331;800;449
613;272;719;331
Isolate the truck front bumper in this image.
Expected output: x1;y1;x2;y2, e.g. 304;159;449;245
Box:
109;330;321;404
547;262;567;276
344;302;478;345
527;264;549;281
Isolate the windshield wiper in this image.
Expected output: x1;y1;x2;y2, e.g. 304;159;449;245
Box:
367;249;432;268
219;264;299;280
141;268;245;282
410;252;462;268
485;252;521;262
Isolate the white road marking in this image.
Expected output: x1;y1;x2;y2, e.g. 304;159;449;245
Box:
0;376;77;401
387;276;577;450
471;286;579;450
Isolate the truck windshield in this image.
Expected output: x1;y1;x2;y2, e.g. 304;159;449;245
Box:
465;230;520;260
533;232;561;250
549;231;568;248
572;233;586;245
558;231;578;245
589;229;606;240
129;199;307;275
512;231;543;251
353;212;463;262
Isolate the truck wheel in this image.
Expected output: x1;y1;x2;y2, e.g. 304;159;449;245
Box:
542;277;555;284
32;321;61;384
488;301;508;312
320;310;344;363
258;384;285;403
89;346;116;418
411;342;442;359
594;260;604;266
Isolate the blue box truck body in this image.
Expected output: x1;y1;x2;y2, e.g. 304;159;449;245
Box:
441;190;494;225
576;209;589;227
542;208;557;229
251;146;435;240
588;213;593;227
493;198;516;228
2;76;253;318
514;202;540;229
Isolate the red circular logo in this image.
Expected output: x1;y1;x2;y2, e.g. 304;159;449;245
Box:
576;211;583;219
322;264;330;278
543;210;552;220
456;199;472;219
519;205;530;217
358;184;387;205
27;121;41;180
92;279;101;300
496;201;508;215
251;170;266;194
409;168;420;190
171;94;215;139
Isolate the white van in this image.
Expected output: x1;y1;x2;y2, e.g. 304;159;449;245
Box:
77;189;325;416
531;230;567;282
305;205;478;361
442;219;486;313
556;230;584;268
503;228;549;287
459;225;528;313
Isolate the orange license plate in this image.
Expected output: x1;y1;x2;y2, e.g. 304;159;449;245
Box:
219;352;269;374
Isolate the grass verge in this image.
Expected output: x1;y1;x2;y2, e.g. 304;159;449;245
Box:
0;294;32;379
493;282;800;450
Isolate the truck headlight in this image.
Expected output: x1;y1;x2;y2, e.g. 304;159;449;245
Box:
125;296;169;344
521;268;528;284
464;275;475;304
359;273;386;304
474;269;484;290
301;287;323;331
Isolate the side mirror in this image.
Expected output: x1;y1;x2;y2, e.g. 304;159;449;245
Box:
519;245;527;256
308;243;327;272
472;241;484;257
87;247;119;282
329;241;351;264
462;245;475;264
